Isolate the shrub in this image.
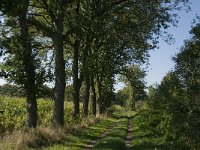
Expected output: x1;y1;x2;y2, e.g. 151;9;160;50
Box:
106;104;124;115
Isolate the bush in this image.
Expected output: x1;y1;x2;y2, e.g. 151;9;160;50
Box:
143;73;200;149
106;105;124;115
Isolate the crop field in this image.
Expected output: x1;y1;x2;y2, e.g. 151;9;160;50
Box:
0;95;76;133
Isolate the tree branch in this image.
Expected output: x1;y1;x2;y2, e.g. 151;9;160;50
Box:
27;17;54;37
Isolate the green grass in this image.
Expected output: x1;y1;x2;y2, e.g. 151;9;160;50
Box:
41;111;135;150
131;113;170;150
112;110;136;119
92;118;128;150
41;117;116;150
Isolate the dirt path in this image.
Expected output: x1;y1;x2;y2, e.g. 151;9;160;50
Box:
83;117;133;150
125;118;133;150
83;123;116;150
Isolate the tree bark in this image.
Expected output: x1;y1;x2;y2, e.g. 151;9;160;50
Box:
91;75;96;116
83;76;90;116
18;2;37;128
97;76;105;114
52;33;66;126
131;90;136;111
72;40;81;117
132;99;136;111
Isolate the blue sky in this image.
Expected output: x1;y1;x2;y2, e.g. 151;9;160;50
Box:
146;0;200;87
1;0;200;90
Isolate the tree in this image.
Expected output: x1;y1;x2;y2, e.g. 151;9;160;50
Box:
0;0;37;127
87;0;189;113
0;84;25;97
115;86;130;108
27;0;75;126
173;23;200;147
120;65;146;110
174;23;200;95
0;0;190;125
67;0;189;116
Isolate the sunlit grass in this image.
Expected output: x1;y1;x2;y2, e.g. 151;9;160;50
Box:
41;118;116;150
92;118;127;150
131;113;170;150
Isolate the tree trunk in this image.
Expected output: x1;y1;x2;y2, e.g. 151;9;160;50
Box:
132;100;136;111
52;34;66;126
131;90;136;111
97;76;105;114
99;97;105;114
83;76;90;116
72;40;81;117
18;3;37;128
91;75;96;116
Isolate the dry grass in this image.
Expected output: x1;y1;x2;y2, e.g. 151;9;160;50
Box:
0;115;103;150
0;127;65;150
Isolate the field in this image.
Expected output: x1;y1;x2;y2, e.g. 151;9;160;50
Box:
0;95;76;134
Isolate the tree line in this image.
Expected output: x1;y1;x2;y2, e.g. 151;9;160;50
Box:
0;0;188;128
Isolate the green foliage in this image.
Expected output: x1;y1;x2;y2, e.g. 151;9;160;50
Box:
93;118;127;150
106;105;124;115
136;110;162;134
139;23;200;149
0;84;53;98
131;112;169;149
0;0;28;16
144;72;200;149
0;95;26;133
120;65;147;110
64;84;73;101
0;0;190;129
174;23;200;95
0;84;25;97
115;86;130;108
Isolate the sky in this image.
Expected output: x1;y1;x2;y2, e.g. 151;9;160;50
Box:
146;0;200;87
1;0;200;90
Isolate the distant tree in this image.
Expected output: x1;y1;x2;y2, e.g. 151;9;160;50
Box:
0;84;25;97
115;86;130;108
120;65;146;110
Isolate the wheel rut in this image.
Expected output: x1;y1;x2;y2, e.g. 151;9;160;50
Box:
83;122;116;150
125;118;133;150
83;117;133;150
